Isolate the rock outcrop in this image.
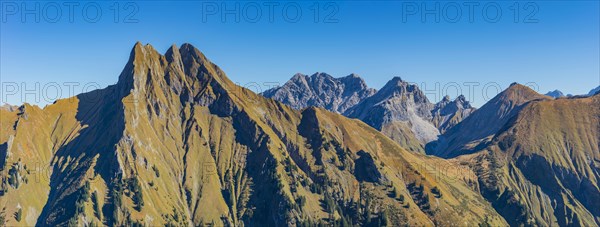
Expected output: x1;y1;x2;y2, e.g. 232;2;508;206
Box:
431;95;476;133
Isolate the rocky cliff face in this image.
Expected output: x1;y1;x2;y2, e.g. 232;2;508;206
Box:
344;77;440;149
262;73;376;114
0;42;505;226
431;95;476;133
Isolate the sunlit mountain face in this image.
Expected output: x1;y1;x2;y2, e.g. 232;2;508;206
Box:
1;42;598;226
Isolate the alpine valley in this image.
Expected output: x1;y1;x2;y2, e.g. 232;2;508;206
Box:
1;42;598;227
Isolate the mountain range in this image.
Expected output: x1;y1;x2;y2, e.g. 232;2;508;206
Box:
261;73;376;114
545;90;570;98
0;43;505;226
544;86;600;98
263;75;476;153
1;42;598;226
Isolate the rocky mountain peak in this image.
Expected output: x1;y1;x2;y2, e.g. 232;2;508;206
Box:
339;73;370;92
165;44;181;61
262;72;376;113
441;95;451;103
433;95;472;112
389;76;404;82
310;72;332;78
344;77;439;145
375;77;429;105
290;73;306;80
499;83;547;104
431;94;475;133
116;42;161;92
545;89;563;97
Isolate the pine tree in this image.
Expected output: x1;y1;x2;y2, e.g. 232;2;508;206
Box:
15;208;22;222
130;178;144;211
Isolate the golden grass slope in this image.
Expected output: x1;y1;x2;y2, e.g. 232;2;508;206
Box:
2;42;505;226
452;92;600;226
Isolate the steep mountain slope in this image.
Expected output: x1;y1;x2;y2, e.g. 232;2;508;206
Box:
262;73;376;113
454;94;600;226
344;77;440;151
431;95;476;133
0;42;505;226
429;83;550;158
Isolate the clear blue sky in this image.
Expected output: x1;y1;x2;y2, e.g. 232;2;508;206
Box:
1;1;599;107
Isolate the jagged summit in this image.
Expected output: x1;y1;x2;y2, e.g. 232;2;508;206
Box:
372;77;428;103
344;77;439;146
431;94;475;133
117;42;236;99
262;72;376;113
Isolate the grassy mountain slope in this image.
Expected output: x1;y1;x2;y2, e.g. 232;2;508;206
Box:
0;42;506;226
450;92;600;226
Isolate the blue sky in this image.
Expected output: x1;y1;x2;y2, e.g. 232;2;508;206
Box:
1;1;599;107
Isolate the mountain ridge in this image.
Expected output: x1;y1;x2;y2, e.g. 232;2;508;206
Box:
428;83;551;158
0;42;506;226
429;85;600;226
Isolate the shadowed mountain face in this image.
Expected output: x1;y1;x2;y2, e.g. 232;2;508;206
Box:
431;85;600;226
262;73;376;114
0;43;506;226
